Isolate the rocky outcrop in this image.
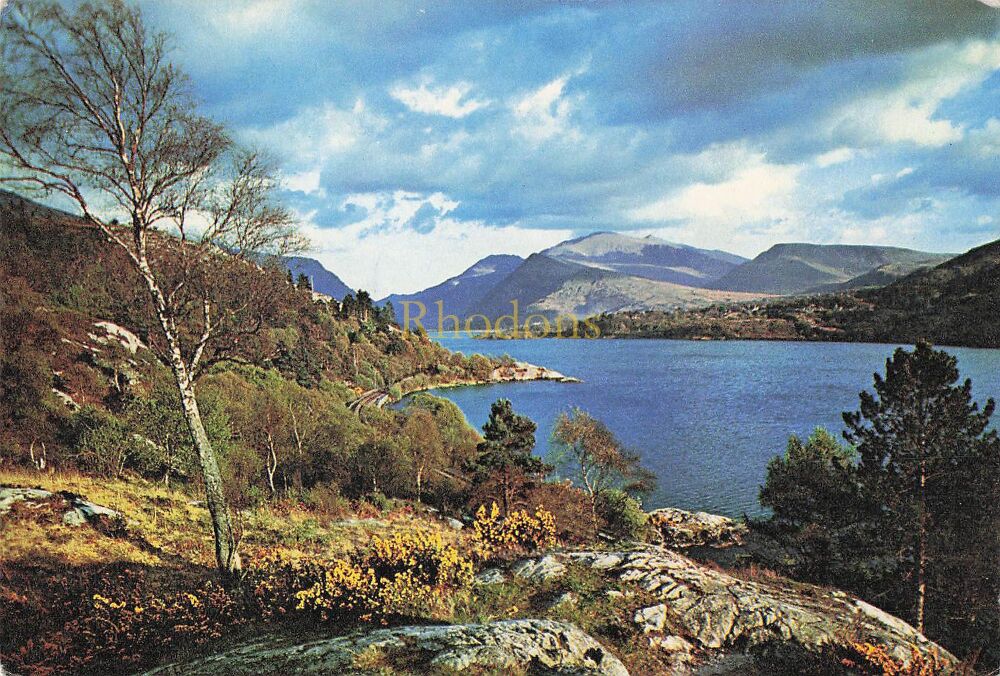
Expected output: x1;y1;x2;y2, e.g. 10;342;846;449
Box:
527;548;953;670
490;361;580;383
0;486;121;527
143;619;628;676
648;508;747;549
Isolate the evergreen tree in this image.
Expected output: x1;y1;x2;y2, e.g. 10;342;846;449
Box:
297;273;312;291
286;268;294;284
340;294;356;320
756;429;875;586
843;341;1000;638
472;399;547;514
355;289;373;321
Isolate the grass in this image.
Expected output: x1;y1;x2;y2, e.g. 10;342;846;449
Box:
453;562;680;674
0;469;673;674
0;468;460;570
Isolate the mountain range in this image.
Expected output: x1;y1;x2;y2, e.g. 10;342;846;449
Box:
366;233;953;321
710;243;954;295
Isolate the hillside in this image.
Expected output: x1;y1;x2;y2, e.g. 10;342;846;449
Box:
591;236;1000;348
380;254;523;316
0;190;507;468
712;243;952;295
543;232;745;287
282;256;354;299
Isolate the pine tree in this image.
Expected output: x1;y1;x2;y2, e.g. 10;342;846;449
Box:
472;399;547;514
843;341;1000;636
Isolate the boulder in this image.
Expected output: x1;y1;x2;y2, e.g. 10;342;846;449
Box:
0;486;121;528
474;567;507;585
143;619;629;675
511;554;566;582
557;548;953;667
648;508;747;549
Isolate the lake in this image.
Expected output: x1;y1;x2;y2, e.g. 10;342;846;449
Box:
415;336;1000;517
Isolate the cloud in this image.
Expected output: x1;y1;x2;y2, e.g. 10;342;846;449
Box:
295;191;571;297
815;148;854;168
390;79;489;118
119;0;1000;290
511;75;579;141
629;148;801;227
826;41;1000;149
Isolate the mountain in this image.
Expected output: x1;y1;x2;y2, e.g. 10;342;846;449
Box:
543;232;746;287
712;243;953;295
592;237;1000;347
851;237;1000;346
282;256;354;300
806;258;954;294
471;253;766;321
380;254;523;315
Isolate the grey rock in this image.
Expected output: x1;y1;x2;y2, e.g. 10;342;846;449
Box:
648;508;748;549
561;548;954;666
651;635;693;654
444;517;464;531
0;486;120;527
62;509;87;526
0;487;53;516
548;591;578;610
142;619;629;676
512;554;566;582
474;567;506;585
633;603;668;633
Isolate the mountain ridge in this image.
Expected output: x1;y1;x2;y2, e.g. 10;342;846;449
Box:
712;242;954;295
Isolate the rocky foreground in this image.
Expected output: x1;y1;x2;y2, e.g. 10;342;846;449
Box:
143;619;628;676
1;487;953;674
148;545;952;675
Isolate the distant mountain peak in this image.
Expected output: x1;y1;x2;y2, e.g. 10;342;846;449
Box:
542;231;746;287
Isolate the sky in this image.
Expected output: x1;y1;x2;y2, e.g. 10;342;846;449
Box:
130;1;1000;297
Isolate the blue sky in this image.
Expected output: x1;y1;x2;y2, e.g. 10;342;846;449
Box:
135;0;1000;297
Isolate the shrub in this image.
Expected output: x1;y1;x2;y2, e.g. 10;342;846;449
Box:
836;642;948;675
522;480;595;543
472;502;557;558
596;489;649;541
304;484;351;516
5;568;245;675
249;531;473;624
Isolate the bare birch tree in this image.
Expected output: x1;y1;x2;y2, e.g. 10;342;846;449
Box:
0;0;306;576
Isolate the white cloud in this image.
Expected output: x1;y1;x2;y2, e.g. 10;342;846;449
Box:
815;147;854;168
245;99;385;166
215;0;298;34
283;169;323;196
895;167;914;179
390;80;489;118
295;191;572;297
828;40;1000;148
511;75;580;141
630;154;801;226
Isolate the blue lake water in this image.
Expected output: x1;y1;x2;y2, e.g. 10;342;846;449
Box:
416;336;1000;517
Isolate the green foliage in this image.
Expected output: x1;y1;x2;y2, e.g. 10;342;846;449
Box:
755;429;874;586
69;406;143;479
471;399;548;514
551;409;654;530
595;489;648;541
755;343;1000;666
843;341;999;660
